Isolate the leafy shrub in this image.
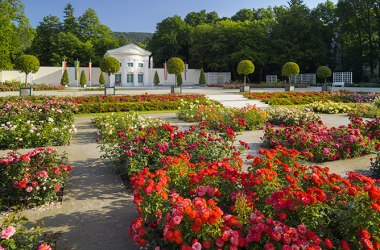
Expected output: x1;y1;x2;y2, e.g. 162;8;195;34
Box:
60;69;69;86
129;147;380;249
199;68;206;85
1;212;53;249
0;99;77;149
177;100;266;132
263;121;373;162
99;72;105;85
267;107;320;126
374;97;380;108
79;70;87;87
349;103;380;118
153;71;160;85
307;101;352;114
0;148;72;209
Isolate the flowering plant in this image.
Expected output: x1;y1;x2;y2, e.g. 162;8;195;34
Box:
177;102;266;132
373;97;380;109
266;107;320;126
0;211;53;249
129;147;380;249
262;121;373;162
0;148;72;209
349;103;380;118
307;101;352;114
0;99;76;149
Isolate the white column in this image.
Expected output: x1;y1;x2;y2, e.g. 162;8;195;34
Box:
122;59;127;86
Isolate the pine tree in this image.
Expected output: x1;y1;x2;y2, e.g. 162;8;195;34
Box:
99;72;105;85
61;69;69;86
80;70;87;87
153;71;160;85
199;68;206;86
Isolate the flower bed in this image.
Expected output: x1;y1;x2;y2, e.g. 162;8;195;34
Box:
0;94;219;114
349;103;380;118
243;91;380;105
0;148;72;209
266;107;320;126
0;81;64;92
129;147;380;249
262;121;373;162
177;100;266;132
1;212;53;249
0;100;77;149
207;83;308;89
350;116;380;142
307;101;352;114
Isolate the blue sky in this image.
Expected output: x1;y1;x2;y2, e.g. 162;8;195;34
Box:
23;0;336;33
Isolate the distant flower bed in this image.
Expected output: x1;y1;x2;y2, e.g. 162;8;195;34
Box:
266;107;321;126
177;100;266;132
0;99;77;149
263;120;373;162
307;101;352;114
0;81;64;91
0;148;72;209
0;94;220;114
207;83;308;89
349;103;380;118
243;91;380;105
1;211;53;249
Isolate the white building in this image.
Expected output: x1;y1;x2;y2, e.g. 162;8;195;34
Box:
105;44;154;87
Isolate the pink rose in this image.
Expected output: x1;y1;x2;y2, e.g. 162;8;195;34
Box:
1;226;16;239
38;244;52;250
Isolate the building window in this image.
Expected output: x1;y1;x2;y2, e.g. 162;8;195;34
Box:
138;63;143;67
127;73;134;83
115;74;121;83
128;63;133;67
138;73;143;83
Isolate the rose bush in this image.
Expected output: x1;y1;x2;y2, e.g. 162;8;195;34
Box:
0;99;77;149
262;121;373;162
177;100;266;132
0;148;72;209
307;101;352;114
129;147;380;249
266;107;320;126
0;81;64;92
0;212;53;250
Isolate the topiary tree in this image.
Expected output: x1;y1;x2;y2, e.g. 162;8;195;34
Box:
282;62;300;86
153;71;160;85
14;54;40;87
237;60;255;86
100;56;120;86
61;69;69;86
316;66;332;84
80;70;87;87
167;57;185;86
99;72;105;86
199;68;206;86
177;74;183;86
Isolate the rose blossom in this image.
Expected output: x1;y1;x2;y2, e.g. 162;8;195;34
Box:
1;226;16;239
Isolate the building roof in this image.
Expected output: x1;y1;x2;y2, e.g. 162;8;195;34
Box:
105;44;152;57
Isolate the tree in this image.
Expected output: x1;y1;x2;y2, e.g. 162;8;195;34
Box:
100;56;120;85
63;3;79;35
0;0;34;71
99;72;105;85
80;70;87;87
61;68;69;86
184;10;219;26
177;74;183;86
237;60;255;86
316;66;332;84
153;71;160;85
199;68;206;85
167;57;185;86
14;55;40;86
231;9;256;21
282;62;300;85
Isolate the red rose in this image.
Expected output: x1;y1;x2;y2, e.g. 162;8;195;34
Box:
54;184;61;191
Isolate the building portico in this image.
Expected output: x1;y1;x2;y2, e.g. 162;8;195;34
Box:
104;44;153;87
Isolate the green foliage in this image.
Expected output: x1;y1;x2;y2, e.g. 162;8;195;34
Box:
237;60;255;75
184;10;219;27
153;71;160;85
167;57;185;75
80;70;87;86
282;62;300;85
100;57;120;77
199;68;206;85
14;55;40;85
316;66;332;83
99;72;105;85
60;69;69;85
176;74;183;86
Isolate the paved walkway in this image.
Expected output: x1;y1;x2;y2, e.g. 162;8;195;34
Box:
207;94;269;108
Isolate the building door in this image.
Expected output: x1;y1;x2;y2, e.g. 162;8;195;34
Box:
138;73;144;86
115;74;122;86
127;73;134;86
